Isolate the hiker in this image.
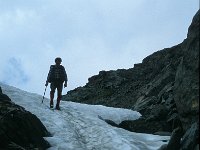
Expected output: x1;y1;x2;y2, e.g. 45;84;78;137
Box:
45;57;68;110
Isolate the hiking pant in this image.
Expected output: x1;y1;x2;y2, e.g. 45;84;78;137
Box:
50;82;63;106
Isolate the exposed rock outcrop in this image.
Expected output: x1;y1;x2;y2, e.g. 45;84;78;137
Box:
63;10;199;150
158;127;183;150
0;87;50;149
181;122;199;150
173;10;199;131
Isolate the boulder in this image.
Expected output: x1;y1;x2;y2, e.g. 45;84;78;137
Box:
180;122;199;150
0;88;50;149
158;127;183;150
118;118;171;134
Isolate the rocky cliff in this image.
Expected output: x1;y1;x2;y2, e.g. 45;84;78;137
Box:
63;10;199;150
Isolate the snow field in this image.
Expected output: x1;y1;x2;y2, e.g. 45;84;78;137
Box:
1;83;170;150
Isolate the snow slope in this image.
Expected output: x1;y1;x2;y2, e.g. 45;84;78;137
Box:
0;83;169;150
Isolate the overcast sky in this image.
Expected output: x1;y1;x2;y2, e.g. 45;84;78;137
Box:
0;0;199;96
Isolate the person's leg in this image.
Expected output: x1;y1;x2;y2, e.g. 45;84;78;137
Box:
50;83;56;108
56;82;63;110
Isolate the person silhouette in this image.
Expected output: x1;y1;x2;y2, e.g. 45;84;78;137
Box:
45;57;67;110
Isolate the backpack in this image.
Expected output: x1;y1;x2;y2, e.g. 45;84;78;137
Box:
48;65;65;83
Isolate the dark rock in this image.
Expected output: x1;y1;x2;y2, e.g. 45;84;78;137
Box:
133;96;158;113
62;10;199;147
158;127;183;150
0;86;11;102
147;104;168;121
4;142;26;150
194;144;199;150
173;10;199;131
0;91;50;149
187;10;200;39
180;122;199;150
172;116;183;131
0;93;11;102
118;118;171;134
166;127;183;150
153;131;171;136
98;115;119;128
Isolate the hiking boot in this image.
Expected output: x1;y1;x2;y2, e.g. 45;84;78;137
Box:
50;101;54;108
50;104;54;108
55;104;60;110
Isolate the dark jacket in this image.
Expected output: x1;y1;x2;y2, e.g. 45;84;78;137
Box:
47;65;68;83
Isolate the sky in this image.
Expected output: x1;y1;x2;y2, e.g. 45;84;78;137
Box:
0;0;199;96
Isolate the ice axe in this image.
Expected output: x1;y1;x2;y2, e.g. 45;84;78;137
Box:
42;85;47;103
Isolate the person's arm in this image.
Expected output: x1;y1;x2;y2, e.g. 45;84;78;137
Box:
63;67;68;87
45;65;54;86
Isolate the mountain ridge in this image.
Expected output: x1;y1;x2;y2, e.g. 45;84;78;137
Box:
63;10;199;150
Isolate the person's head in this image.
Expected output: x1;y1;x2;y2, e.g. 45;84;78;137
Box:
55;57;62;65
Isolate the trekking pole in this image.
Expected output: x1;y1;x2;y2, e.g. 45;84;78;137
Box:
42;85;47;103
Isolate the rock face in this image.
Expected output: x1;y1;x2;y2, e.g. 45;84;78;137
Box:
63;10;199;149
0;87;50;149
173;10;199;131
181;122;199;150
